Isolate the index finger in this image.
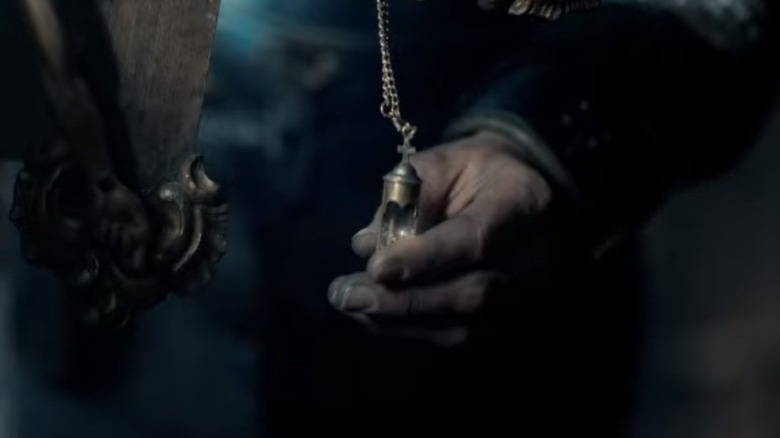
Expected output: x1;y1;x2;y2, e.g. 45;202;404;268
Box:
367;210;489;285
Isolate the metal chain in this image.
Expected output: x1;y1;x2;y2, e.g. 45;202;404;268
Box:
376;0;417;156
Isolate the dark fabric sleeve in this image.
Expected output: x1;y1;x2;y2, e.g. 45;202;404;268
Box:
448;4;780;254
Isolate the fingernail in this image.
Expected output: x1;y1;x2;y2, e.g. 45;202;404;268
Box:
352;228;374;239
329;278;378;313
328;277;345;304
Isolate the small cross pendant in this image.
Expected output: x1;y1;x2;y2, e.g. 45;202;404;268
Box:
397;143;416;158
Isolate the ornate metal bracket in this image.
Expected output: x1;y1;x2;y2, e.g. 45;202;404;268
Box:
10;154;228;325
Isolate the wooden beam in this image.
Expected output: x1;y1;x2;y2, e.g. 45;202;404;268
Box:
96;0;221;188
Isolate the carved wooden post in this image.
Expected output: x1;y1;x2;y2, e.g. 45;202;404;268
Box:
9;0;226;325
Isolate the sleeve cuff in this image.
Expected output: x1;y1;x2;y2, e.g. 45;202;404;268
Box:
444;110;635;262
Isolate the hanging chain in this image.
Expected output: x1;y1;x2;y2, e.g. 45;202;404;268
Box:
376;0;417;159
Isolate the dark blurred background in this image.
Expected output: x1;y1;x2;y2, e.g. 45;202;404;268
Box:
1;0;780;437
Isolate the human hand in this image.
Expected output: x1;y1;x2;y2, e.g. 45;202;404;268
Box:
329;130;559;347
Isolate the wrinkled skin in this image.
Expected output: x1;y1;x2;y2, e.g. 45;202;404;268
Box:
329;130;559;347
